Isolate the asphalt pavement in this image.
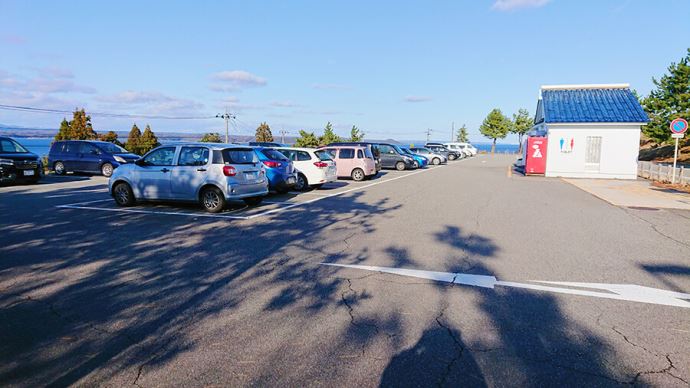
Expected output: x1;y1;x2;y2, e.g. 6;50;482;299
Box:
1;155;689;387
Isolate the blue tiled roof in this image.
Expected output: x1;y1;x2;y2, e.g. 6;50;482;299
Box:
541;87;649;123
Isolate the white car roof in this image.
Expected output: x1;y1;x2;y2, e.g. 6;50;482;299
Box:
273;146;319;153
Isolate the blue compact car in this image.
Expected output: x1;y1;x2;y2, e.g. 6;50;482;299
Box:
400;146;428;168
254;147;297;193
48;140;140;177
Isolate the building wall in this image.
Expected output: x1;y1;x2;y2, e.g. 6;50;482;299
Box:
544;123;642;179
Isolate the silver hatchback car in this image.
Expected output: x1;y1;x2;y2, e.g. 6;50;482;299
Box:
109;143;268;212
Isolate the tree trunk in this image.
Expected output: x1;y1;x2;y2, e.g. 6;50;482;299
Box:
491;138;496;154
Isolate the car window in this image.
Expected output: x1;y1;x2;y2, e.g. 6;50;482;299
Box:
142;147;176;166
278;149;294;160
99;142;128;153
379;145;394;154
80;143;101;155
0;139;28;153
315;150;333;161
178;147;209;166
261;148;289;161
222;148;258;164
364;148;374;158
323;148;337;158
296;151;311;161
357;149;363;158
339;148;354;159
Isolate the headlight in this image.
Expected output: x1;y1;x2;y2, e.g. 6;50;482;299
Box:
114;155;127;163
403;156;412;162
0;158;14;166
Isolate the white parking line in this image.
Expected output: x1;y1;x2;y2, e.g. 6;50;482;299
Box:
54;161;464;220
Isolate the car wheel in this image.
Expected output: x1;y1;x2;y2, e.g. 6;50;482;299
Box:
101;163;114;177
294;173;309;191
54;161;66;175
200;186;226;213
395;161;405;171
448;154;457;161
351;168;365;181
113;182;135;207
243;196;263;206
432;157;440;165
412;160;419;168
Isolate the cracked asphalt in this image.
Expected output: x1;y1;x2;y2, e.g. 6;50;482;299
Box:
1;154;689;387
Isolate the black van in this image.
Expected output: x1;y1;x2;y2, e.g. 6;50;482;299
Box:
327;142;382;172
0;136;42;184
48;140;140;177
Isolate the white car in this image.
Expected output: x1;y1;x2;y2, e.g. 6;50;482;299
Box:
273;147;337;190
444;142;477;157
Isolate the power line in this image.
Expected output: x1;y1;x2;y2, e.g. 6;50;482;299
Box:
0;104;216;120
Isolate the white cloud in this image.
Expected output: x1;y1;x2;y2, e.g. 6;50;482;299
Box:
210;70;267;91
0;68;96;94
491;0;550;11
96;90;204;115
404;96;433;103
271;100;302;108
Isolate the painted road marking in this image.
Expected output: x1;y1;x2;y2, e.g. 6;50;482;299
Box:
321;263;690;309
55;161;464;220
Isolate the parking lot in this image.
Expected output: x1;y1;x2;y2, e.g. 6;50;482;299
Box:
2;154;690;387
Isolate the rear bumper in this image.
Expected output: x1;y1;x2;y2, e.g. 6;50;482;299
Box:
226;182;269;199
0;165;41;183
267;172;297;190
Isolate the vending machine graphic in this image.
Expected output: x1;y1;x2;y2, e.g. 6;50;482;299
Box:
525;137;547;175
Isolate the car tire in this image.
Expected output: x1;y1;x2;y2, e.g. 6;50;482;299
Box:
243;196;263;206
101;163;114;177
432;157;441;165
113;182;135;207
448;154;457;161
294;174;309;191
200;186;226;213
54;161;66;175
351;168;365;181
395;161;406;171
412;160;419;169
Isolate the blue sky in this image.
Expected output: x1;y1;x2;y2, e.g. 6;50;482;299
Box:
1;0;689;143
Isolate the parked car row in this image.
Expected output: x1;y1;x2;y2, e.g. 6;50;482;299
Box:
1;137;476;214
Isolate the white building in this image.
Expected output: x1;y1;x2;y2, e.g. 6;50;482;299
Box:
531;84;649;179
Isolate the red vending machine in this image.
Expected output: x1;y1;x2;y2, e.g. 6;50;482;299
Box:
525;137;547;175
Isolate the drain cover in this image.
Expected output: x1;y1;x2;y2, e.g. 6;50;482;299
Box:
628;206;660;211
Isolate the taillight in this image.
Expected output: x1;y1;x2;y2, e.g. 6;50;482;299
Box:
223;166;237;176
313;161;328;168
262;161;281;168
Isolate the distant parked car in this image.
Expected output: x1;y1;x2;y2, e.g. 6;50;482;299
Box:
254;147;297;193
0;136;42;184
109;144;268;212
273;147;337;191
399;146;428;168
248;141;288;147
444;142;477;157
48;140;140;177
319;145;376;181
327;142;381;173
410;147;447;165
377;143;417;170
425;143;462;160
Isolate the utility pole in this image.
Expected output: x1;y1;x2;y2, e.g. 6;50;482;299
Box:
451;121;455;142
216;108;235;143
279;128;289;144
425;128;433;142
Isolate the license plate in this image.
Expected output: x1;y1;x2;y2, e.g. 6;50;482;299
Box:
23;170;35;176
287;176;296;184
244;172;257;180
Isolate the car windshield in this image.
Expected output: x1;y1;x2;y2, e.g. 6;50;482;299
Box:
0;138;29;153
98;142;128;153
260;148;289;161
392;145;406;154
400;147;412;154
314;150;333;161
222;148;258;164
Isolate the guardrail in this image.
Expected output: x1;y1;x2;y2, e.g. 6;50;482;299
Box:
638;161;690;185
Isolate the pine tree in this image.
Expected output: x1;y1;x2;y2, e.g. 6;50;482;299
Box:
68;108;98;140
200;133;222;143
55;118;72;141
125;124;142;154
255;122;274;142
319;122;341;146
294;130;320;148
479;109;511;154
642;48;690;144
349;125;364;141
99;131;123;147
510;108;533;153
456;124;469;143
139;124;160;154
